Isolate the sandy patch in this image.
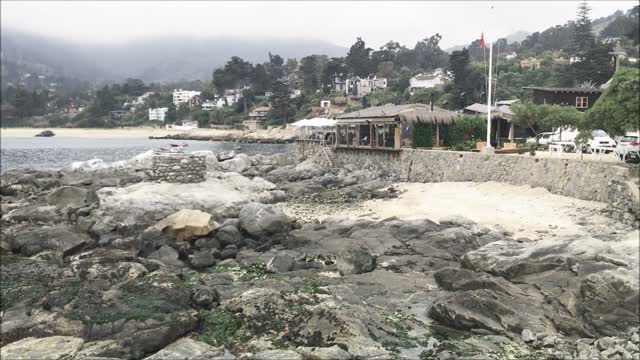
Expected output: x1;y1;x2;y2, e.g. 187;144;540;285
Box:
337;181;624;240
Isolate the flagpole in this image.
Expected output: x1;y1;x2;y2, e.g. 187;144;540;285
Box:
484;38;493;152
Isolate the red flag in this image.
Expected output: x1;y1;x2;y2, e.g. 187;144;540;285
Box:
480;33;485;49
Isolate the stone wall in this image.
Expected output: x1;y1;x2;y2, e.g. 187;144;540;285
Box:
151;154;206;183
297;143;639;205
296;140;335;168
607;175;640;228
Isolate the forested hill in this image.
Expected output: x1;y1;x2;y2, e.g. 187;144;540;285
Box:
0;30;346;84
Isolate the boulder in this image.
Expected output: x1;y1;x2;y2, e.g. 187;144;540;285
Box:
266;254;295;273
148;245;184;267
252;350;303;360
3;205;62;223
11;226;89;256
191;286;219;309
153;209;220;242
0;336;84;359
35;129;55;137
143;338;225;360
215;225;244;247
336;247;376;275
296;345;351;360
219;245;238;260
75;340;128;359
47;186;88;209
216;150;236;161
31;250;64;266
439;215;477;228
239;203;289;237
188;249;216;269
218;153;252;173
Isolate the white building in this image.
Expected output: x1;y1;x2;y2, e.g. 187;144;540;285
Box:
166;120;199;131
408;69;451;95
173;89;202;106
345;76;387;97
202;101;218;111
134;92;155;105
148;107;168;122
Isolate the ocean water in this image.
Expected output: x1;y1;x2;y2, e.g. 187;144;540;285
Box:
0;137;295;174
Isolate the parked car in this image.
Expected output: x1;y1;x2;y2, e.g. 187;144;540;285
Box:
551;128;617;153
614;131;640;163
582;129;618;153
525;132;554;148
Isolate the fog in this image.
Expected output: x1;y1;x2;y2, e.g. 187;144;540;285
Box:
1;1;636;49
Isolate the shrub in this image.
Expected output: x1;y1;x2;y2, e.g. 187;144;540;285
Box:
447;115;486;147
413;124;433;147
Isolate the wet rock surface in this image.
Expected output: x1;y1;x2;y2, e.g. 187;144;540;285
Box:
1;151;638;359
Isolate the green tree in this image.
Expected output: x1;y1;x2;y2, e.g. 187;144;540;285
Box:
582;67;639;136
165;103;177;124
268;80;290;124
176;103;190;120
346;37;373;77
512;100;583;135
570;1;613;84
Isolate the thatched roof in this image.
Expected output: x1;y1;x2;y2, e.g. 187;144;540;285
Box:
337;103;459;125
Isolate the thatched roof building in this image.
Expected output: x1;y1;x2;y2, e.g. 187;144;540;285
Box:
337;103;460;125
335;104;461;149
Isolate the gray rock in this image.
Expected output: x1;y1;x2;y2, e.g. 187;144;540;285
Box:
12;226;89;256
148;245;183;267
215;225;244;247
239;203;289;237
143;338;225;359
188;250;216;269
0;336;85;360
599;337;615;351
251;349;303;360
219;246;238;260
521;329;536;343
47;186;88;209
265;254;295;273
191;286;219;309
31;250;64;266
195;237;221;250
336;247;375;275
439;215;477;228
295;345;351;360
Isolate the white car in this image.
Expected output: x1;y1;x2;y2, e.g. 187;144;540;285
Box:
583;130;617;153
526;132;554;147
614;131;640;163
552;128;617;153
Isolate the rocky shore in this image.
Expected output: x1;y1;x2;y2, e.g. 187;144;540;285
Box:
1;149;638;360
148;128;296;144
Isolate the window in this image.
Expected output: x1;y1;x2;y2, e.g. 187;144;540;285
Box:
576;96;589;109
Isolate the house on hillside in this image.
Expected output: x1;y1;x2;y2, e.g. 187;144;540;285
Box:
345;76;387;97
523;86;603;111
201;101;218;111
520;58;541;70
249;106;271;121
109;110;127;120
173;89;202;107
408;69;451;95
148;107;168;122
333;74;347;93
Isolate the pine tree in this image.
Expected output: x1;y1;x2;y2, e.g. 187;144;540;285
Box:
569;1;614;84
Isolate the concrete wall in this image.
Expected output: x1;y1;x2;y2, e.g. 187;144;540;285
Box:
296;140;639;207
151;154;206;183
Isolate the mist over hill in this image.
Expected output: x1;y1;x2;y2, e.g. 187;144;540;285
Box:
0;29;347;84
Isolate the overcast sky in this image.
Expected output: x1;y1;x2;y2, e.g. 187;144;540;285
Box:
1;1;636;49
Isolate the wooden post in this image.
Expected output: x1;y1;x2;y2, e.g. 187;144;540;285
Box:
383;125;387;148
394;126;401;149
496;119;501;147
370;125;374;148
435;124;440;147
509;121;515;143
357;124;360;147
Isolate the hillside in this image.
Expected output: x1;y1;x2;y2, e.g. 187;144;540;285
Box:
0;29;347;84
